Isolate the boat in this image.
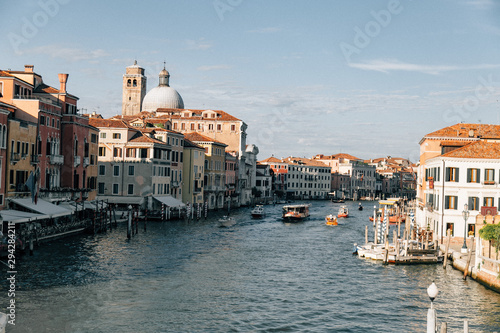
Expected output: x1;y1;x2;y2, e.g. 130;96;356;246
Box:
331;198;345;203
358;203;363;211
282;204;310;222
325;214;338;225
251;205;266;218
337;205;349;218
218;216;235;228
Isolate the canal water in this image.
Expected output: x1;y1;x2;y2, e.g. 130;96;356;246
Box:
2;200;500;332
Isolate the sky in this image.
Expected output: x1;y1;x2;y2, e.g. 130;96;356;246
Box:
1;0;500;163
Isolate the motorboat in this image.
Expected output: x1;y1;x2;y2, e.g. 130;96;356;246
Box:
251;205;266;218
325;214;338;225
337;205;349;218
282;204;310;222
218;216;235;228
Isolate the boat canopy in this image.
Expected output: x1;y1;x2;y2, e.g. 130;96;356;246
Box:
379;200;397;205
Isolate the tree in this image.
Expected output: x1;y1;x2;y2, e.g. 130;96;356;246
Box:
479;223;500;260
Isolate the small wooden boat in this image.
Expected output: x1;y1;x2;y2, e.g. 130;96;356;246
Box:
251;205;266;218
282;204;310;222
332;198;345;203
338;205;349;218
325;214;338;225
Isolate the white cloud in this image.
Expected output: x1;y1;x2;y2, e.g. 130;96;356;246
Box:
349;59;500;75
185;39;213;50
21;44;109;62
197;64;232;71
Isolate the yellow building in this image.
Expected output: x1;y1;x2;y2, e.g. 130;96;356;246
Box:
182;138;205;205
184;132;227;209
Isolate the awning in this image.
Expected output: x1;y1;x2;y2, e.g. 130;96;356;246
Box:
9;198;72;218
58;202;77;212
96;196;145;205
0;210;50;224
153;196;185;207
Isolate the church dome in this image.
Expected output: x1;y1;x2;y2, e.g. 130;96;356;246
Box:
142;66;184;111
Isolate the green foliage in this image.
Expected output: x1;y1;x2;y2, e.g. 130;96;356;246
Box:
479;224;500;254
479;224;500;241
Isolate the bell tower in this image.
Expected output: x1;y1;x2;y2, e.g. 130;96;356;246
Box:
122;60;147;116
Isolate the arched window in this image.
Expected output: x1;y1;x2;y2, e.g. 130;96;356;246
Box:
46;138;51;155
127;79;131;87
133;79;137;87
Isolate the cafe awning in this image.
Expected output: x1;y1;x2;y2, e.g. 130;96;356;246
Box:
0;210;50;224
9;198;72;218
153;195;185;208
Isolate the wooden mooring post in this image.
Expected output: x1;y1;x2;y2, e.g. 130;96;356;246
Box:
443;229;451;269
463;237;474;280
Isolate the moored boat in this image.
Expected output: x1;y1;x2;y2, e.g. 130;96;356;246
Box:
337;205;349;218
251;205;266;218
325;214;338;225
282;204;310;222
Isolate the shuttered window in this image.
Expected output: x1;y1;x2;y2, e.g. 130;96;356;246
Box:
467;168;480;183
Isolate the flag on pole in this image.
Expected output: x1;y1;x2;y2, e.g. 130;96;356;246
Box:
25;171;36;203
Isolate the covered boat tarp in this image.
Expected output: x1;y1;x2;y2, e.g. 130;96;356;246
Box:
153;195;185;207
379;200;397;206
96;196;144;205
0;210;49;224
9;198;72;218
58;202;77;212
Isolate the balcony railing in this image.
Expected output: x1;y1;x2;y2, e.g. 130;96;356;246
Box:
482;180;496;186
194;187;203;193
49;154;64;165
171;181;180;188
83;157;90;167
74;156;81;167
30;154;39;165
10;152;20;163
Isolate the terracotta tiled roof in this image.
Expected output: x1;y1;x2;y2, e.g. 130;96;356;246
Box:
129;135;165;145
34;83;59;94
0;71;14;77
286;157;329;167
259;156;283;163
156;108;241;121
441;140;500;159
424;123;500;140
315;153;361;161
183;138;204;149
184;132;227;146
439;140;468;147
89;118;131;129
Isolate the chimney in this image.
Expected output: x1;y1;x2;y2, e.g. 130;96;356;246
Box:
25;65;34;73
58;73;69;93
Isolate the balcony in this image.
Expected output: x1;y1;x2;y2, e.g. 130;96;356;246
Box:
194;187;203;193
83;157;90;167
49;154;64;165
171;181;180;188
10;152;20;164
74;156;81;167
195;173;202;179
30;154;39;165
482;181;496;186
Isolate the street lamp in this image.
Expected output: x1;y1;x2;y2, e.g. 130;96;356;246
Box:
427;282;438;333
461;203;470;254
